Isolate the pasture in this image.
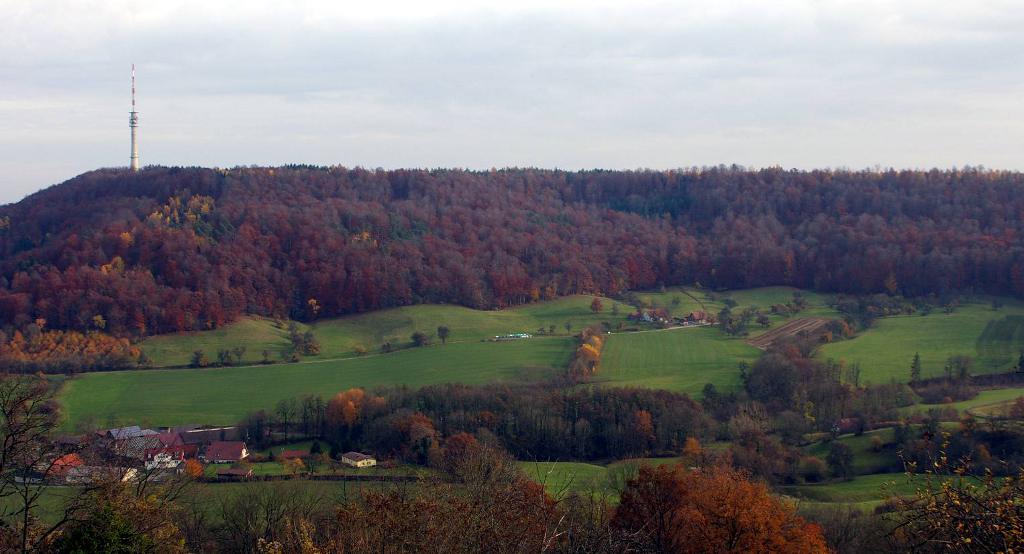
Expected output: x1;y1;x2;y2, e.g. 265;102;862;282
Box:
141;317;298;367
779;473;924;507
59;337;574;430
517;457;686;499
598;327;760;395
900;386;1024;417
804;429;902;476
819;301;1024;384
141;296;630;366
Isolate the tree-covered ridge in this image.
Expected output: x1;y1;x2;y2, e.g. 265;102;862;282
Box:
1;165;1023;337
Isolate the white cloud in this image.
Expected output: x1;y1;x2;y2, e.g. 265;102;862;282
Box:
1;0;1022;202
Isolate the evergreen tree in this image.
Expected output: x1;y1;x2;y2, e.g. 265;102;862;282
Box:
910;352;922;384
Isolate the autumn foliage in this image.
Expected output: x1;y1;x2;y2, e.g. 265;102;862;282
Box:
6;166;1024;339
568;327;604;379
612;464;828;553
0;328;141;372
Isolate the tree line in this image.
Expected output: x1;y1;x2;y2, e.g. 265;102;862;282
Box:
4;166;1024;339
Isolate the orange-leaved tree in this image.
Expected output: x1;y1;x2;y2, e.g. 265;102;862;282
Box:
612;464;827;553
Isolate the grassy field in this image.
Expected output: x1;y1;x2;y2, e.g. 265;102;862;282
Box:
598;327;760;395
12;479;412;526
74;289;1024;432
899;386;1024;417
517;457;686;499
141;317;299;367
142;296;631;366
819;301;1024;385
964;388;1024;417
87;288;818;428
779;473;921;506
804;429;902;476
59;337;574;430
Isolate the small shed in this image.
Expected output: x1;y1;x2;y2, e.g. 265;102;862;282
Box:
216;467;254;481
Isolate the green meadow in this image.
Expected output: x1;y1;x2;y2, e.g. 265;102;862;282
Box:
60;289;1024;435
59;337;574;430
141;296;632;366
804;429;902;476
598;327;760;395
819;301;1024;384
517;457;686;499
779;473;923;507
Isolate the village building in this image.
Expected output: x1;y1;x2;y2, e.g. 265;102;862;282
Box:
21;453;87;484
216;467;254;481
629;308;671;324
341;452;377;468
686;310;708;323
65;466;138;485
154;431;184;448
143;446;188;471
178;425;240;445
204;441;249;464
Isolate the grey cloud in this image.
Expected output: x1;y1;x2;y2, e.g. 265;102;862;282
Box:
1;1;1023;203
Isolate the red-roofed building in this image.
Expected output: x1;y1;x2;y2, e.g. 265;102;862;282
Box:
154;432;184;448
46;453;84;480
144;446;192;471
203;441;249;464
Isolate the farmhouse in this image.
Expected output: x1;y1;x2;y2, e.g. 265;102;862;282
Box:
102;425;157;440
342;452;377;468
629;308;671;324
154;431;185;448
204;441;249;464
144;446;188;471
45;453;84;481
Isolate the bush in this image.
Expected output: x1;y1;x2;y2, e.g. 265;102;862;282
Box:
190;350;210;368
798;456;828;483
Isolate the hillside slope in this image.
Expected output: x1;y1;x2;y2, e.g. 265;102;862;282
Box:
4;166;1024;340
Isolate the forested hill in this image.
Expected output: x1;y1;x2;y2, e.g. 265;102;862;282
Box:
1;165;1023;337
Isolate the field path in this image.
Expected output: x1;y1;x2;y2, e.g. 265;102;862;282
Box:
746;317;830;350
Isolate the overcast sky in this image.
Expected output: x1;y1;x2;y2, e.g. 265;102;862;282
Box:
1;0;1022;204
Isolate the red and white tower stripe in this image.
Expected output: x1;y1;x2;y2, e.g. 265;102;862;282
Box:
129;64;139;171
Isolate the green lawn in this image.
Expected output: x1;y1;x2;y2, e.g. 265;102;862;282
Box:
141;317;299;367
819;301;1024;385
900;386;1024;417
804;429;902;476
597;327;761;395
142;296;630;366
518;461;610;496
779;473;916;505
964;388;1024;417
311;295;633;359
59;337;574;430
517;457;686;499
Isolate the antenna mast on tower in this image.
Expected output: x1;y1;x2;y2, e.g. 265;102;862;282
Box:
129;64;140;171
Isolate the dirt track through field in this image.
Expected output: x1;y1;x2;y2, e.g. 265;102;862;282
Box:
746;318;831;350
